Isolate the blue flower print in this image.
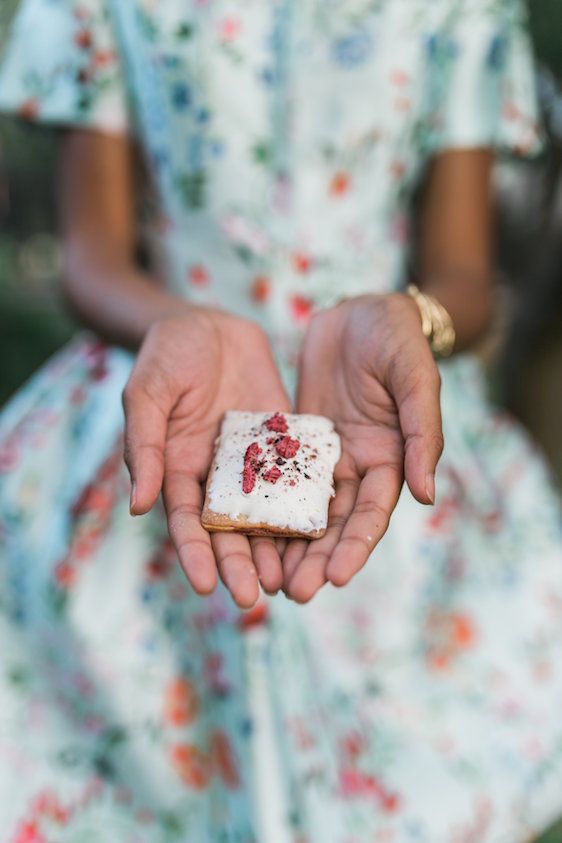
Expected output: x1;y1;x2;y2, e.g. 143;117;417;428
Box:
487;33;508;72
332;30;374;68
171;81;191;110
426;32;459;67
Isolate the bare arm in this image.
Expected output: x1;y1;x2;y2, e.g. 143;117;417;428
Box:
58;129;185;347
58;129;292;607
417;148;495;352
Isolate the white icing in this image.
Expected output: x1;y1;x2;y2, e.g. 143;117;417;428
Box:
207;411;341;533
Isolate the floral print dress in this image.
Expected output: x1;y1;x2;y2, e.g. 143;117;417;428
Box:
1;1;562;841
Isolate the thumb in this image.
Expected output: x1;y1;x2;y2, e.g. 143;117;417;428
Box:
387;343;444;505
122;373;171;515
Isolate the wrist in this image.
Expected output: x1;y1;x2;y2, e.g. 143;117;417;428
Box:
414;270;496;352
406;285;456;358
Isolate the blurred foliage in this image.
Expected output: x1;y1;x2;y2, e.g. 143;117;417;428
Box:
528;0;562;76
0;1;75;404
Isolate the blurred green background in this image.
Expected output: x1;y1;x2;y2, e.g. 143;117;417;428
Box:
1;2;562;839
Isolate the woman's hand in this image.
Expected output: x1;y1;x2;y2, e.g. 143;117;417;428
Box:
283;293;444;602
122;307;291;608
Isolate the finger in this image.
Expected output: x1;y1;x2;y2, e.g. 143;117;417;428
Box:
275;538;288;557
387;347;443;505
326;465;402;588
282;540;309;594
122;379;168;515
163;468;218;595
249;536;284;595
287;477;358;603
211;532;260;610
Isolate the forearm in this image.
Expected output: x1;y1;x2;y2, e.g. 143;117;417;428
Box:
417;148;495;354
61;246;190;348
58;130;192;347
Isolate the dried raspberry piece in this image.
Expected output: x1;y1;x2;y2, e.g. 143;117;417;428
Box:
264;413;288;433
263;466;282;484
242;442;262;494
275;436;300;459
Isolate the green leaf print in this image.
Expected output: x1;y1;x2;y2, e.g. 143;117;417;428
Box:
252;140;273;165
176;172;206;209
175;22;194;41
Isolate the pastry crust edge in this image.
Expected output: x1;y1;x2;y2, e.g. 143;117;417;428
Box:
201;455;327;540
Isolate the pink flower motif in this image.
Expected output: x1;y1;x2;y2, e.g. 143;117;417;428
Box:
218;16;241;41
31;790;70;824
91;50;116;68
220;214;270;256
73;5;92;21
11;822;48;843
339;769;400;812
390;69;410;87
0;442;19;473
204;653;232;696
390;161;406;181
393;96;411;112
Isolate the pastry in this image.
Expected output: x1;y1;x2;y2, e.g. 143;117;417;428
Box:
201;411;341;539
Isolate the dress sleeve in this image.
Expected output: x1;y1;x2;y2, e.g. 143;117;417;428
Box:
0;0;129;133
422;0;542;156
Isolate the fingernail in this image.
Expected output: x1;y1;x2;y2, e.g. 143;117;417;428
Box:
129;481;137;515
425;473;435;505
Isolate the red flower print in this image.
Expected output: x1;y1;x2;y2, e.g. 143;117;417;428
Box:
164;678;200;727
11;822;48;843
425;609;476;671
188;264;211;286
250;275;271;303
390;161;406;180
290;295;314;324
291;252;312;274
330;172;351;196
210;729;241;789
92;50;116;68
54;561;76;589
341;731;367;759
18;99;40;121
451;612;475;647
170;744;211;789
32;791;69;824
75;30;93;49
238;601;269;630
146;554;174;580
427;498;459;532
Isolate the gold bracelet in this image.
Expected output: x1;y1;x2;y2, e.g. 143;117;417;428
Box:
406;284;456;358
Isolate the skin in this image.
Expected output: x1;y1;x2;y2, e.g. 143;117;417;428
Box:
58;131;494;607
